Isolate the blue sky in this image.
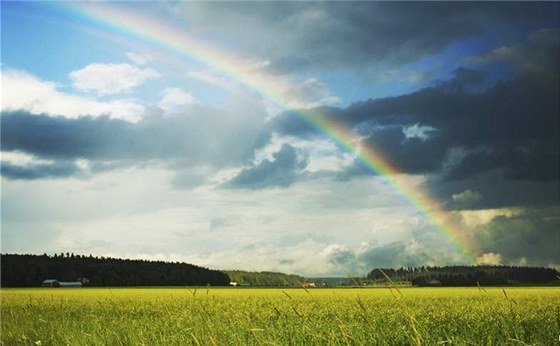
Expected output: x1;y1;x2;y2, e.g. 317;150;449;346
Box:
2;1;522;107
1;2;559;275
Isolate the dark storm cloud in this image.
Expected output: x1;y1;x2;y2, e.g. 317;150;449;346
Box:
175;2;558;73
475;208;560;267
277;67;558;182
444;143;559;182
1;104;267;179
262;28;560;209
473;28;560;75
225;144;306;189
273;33;559;183
362;125;448;175
430;172;560;211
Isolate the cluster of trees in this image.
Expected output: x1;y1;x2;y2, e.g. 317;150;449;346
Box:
366;265;560;286
1;253;230;287
225;270;304;287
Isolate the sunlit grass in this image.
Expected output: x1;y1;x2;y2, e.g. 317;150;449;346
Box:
2;287;559;345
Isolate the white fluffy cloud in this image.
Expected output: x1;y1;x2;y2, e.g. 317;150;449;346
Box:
159;87;195;110
1;69;144;121
69;63;160;95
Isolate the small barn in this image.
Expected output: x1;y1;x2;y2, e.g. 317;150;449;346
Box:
41;279;83;287
41;279;60;287
428;279;442;286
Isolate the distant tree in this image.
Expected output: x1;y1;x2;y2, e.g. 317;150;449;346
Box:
1;254;230;287
366;265;559;286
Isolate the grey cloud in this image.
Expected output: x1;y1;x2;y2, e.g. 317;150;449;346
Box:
475;207;560;267
1;161;82;180
326;239;462;274
451;189;483;208
170;2;558;73
325;205;556;271
443;143;559;182
225;144;306;189
473;28;560;76
1;112;139;160
364;125;448;175
358;242;432;269
336;207;560;269
1;103;268;180
323;223;468;273
266;29;559;207
274;59;558;183
429;171;559;210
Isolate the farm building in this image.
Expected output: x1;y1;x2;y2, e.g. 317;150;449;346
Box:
41;279;83;287
41;279;60;287
428;280;442;286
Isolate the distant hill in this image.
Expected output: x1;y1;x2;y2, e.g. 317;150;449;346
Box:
366;265;560;286
225;270;304;287
1;253;230;287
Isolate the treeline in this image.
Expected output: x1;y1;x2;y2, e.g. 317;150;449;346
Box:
366;265;560;286
1;253;230;287
225;270;304;287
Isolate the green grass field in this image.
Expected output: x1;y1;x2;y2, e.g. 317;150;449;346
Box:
2;287;559;345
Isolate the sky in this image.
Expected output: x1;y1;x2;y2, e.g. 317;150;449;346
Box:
1;2;559;276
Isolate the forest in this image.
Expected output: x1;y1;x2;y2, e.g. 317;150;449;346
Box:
3;253;559;288
0;253;230;287
224;270;304;287
366;265;560;286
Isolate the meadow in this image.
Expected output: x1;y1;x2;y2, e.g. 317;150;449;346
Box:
1;287;559;345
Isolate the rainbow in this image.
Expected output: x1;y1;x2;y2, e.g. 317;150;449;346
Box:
57;2;482;262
